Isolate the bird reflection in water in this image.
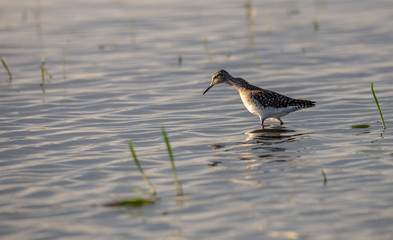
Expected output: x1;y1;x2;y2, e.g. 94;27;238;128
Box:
236;125;303;163
243;125;302;143
208;125;306;167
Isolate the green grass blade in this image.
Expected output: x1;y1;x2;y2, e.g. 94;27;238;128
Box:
129;19;136;42
312;19;320;32
128;141;156;196
161;127;183;197
371;82;386;130
321;169;327;186
105;198;154;208
41;67;45;82
203;36;212;62
1;56;12;81
62;48;66;81
351;124;369;129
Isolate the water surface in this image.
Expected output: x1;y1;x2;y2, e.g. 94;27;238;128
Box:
1;0;393;239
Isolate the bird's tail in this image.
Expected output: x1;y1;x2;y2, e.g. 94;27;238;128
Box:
293;99;315;109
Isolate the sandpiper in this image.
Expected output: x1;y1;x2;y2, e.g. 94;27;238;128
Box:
203;69;315;128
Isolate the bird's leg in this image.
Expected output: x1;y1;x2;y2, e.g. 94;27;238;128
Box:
260;117;265;129
278;118;284;125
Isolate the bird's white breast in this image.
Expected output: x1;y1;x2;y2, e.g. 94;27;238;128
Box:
239;92;261;117
239;91;299;119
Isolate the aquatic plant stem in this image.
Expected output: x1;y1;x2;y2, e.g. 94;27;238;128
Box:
161;127;183;197
62;49;66;81
371;82;386;130
203;36;212;62
321;169;327;186
128;141;156;196
0;56;12;81
41;67;45;82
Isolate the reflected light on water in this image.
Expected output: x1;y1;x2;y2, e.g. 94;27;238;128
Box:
1;0;393;239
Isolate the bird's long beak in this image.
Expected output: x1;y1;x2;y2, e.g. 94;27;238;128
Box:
203;83;214;95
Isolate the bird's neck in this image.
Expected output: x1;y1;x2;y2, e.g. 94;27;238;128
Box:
226;77;258;91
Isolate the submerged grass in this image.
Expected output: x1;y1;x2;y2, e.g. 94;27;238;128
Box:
244;0;259;64
40;55;52;82
39;55;52;93
351;124;370;129
371;82;386;130
312;19;320;32
106;141;157;208
62;49;66;81
161;127;183;197
130;19;136;42
106;128;184;208
104;198;154;208
128;141;156;196
0;56;12;81
321;169;327;186
203;36;212;62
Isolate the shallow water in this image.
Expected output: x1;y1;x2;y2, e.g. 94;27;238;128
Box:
1;0;393;239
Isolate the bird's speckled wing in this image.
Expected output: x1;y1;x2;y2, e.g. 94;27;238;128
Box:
251;89;315;109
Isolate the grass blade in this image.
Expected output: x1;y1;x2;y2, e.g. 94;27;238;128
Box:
128;141;156;196
371;82;386;130
161;127;183;197
321;169;327;186
1;56;12;81
41;67;45;82
203;36;212;62
351;124;369;129
104;198;154;208
62;48;66;81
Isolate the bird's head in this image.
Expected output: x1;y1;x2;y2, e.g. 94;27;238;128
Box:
203;69;231;95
